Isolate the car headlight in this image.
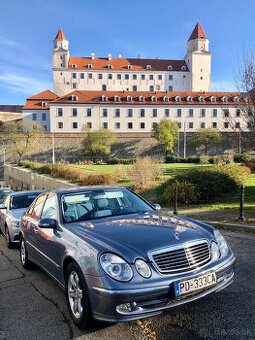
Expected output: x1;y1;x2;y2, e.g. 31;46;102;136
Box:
214;229;229;257
135;259;151;279
211;241;220;261
100;253;133;282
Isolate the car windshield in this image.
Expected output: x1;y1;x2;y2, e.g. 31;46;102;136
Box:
10;193;40;210
61;188;154;223
0;190;12;199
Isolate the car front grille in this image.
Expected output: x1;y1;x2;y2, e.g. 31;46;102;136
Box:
151;240;210;274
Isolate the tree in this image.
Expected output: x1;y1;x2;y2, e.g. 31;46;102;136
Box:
82;126;117;162
193;128;222;155
152;119;179;159
0;120;41;162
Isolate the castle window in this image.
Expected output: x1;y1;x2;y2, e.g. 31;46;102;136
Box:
87;122;92;129
140;122;145;129
87;108;92;117
168;65;173;70
199;96;204;102
72;83;77;89
200;76;203;80
41;101;46;107
133;74;137;80
72;73;77;79
88;73;93;79
58;122;63;129
72;64;77;68
102;95;107;101
146;65;151;70
88;64;93;69
181;66;186;71
103;108;108;117
153;109;157;117
235;122;240;129
224;109;229;117
125;74;129;80
211;96;216;102
98;74;103;79
151;96;157;102
73;122;78;129
115;122;120;129
201;109;206;117
80;73;84;79
233;96;239;102
163;95;169;102
168;86;173;91
189;109;194;117
72;108;77;117
175;96;181;102
212;122;217;128
236;109;241;117
117;74;121;80
102;84;107;91
128;122;133;129
177;109;182;117
108;64;113;69
213;109;217;117
183;75;186;78
222;96;228;102
115;109;120;117
127;109;133;117
132;85;137;91
108;74;112;79
103;122;108;129
178;122;181;128
200;122;205;128
141;74;145;80
149;75;154;80
127;95;132;102
58;108;63;117
158;75;162;80
149;85;154;91
32;113;37;121
115;95;120;102
42;113;46;121
72;95;78;101
127;65;132;70
169;75;173;81
189;122;193;129
43;125;47;131
224;122;229;129
139;96;144;102
187;96;192;102
165;109;170;117
140;108;145;117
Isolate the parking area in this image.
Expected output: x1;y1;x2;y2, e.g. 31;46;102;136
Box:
0;230;254;340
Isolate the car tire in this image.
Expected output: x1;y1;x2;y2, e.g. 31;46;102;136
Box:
6;227;14;249
20;235;32;269
65;262;93;329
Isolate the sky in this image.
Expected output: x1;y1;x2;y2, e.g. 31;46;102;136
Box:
0;0;255;105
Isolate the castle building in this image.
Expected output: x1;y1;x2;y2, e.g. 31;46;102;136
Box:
23;24;244;133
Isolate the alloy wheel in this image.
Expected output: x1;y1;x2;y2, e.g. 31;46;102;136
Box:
68;271;83;319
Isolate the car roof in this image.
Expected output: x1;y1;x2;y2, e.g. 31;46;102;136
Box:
0;188;12;191
10;190;43;196
50;186;125;196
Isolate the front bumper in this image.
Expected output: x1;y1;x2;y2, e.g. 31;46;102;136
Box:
8;224;20;242
90;254;236;322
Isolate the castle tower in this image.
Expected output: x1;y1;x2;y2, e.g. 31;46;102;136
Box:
52;29;69;69
184;23;211;92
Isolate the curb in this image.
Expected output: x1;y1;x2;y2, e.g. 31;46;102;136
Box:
201;220;255;233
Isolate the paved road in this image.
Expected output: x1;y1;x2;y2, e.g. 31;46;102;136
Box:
0;230;254;340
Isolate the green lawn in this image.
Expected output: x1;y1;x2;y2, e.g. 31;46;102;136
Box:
67;163;255;211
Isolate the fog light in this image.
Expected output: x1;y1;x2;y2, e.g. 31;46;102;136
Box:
116;303;132;314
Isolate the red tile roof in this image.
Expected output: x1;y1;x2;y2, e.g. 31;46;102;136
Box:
23;90;58;110
188;23;207;41
69;57;188;72
51;90;242;106
55;29;67;40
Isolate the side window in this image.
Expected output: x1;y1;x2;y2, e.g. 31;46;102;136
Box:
30;195;47;220
41;194;57;220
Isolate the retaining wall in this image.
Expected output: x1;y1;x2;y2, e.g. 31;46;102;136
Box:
4;165;79;191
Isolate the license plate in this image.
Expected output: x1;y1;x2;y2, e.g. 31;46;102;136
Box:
174;272;217;297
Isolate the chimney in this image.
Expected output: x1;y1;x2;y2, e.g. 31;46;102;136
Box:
137;54;141;59
91;52;95;59
118;54;122;58
108;53;112;61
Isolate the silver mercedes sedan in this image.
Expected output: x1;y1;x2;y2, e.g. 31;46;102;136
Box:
0;191;42;247
19;187;236;329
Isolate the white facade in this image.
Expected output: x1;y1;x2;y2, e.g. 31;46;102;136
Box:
22;109;50;132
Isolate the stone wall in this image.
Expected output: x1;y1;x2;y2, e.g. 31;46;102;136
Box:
4;165;79;191
4;131;252;164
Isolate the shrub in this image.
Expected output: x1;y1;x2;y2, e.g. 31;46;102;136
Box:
81;172;116;185
152;158;164;180
162;163;250;204
244;159;255;173
208;154;234;164
234;153;253;163
108;158;134;164
163;181;198;205
115;164;127;181
165;156;200;163
132;157;154;190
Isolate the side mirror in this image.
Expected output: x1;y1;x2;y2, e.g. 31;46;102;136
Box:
38;218;57;229
152;203;161;211
0;204;7;209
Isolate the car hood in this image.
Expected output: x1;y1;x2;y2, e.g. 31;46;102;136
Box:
68;212;214;261
9;208;27;221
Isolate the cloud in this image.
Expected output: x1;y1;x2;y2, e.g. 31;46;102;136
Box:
0;72;52;95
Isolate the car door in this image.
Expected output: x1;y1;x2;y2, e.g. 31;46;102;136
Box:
24;194;47;262
33;193;65;282
0;196;10;233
